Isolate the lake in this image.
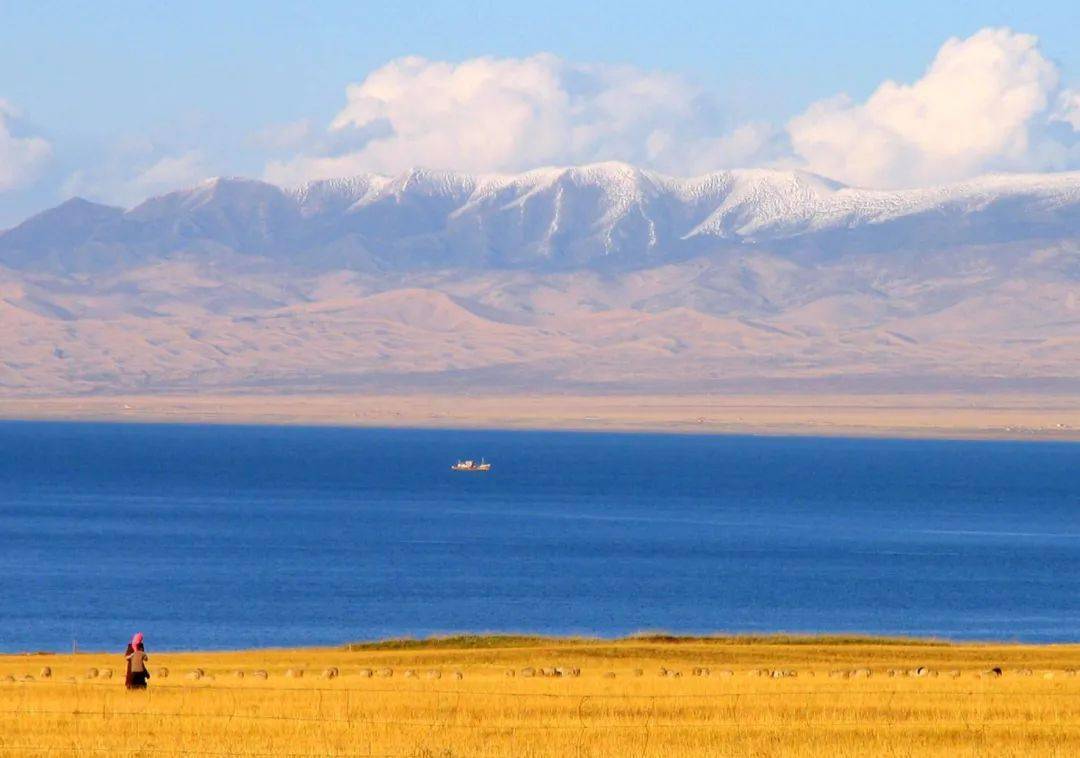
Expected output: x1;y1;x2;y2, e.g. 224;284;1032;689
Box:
0;421;1077;651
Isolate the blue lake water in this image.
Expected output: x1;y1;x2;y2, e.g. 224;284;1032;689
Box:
0;421;1077;652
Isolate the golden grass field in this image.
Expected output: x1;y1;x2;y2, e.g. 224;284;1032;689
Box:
2;635;1079;757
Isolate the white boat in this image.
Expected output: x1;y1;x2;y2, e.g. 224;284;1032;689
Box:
451;458;492;471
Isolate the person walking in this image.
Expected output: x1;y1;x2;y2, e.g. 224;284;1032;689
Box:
125;633;150;690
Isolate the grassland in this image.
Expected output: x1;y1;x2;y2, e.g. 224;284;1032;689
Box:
2;635;1079;756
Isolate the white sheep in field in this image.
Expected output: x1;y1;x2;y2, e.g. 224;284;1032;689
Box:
252;670;268;680
157;667;169;679
39;667;52;679
358;668;373;678
84;668;99;679
285;668;303;679
376;668;393;678
322;667;339;680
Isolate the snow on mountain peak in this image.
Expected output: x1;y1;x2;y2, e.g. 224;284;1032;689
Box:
3;162;1080;274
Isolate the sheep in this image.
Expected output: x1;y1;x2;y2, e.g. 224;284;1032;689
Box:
252;670;268;680
603;671;616;679
716;669;734;678
358;668;373;678
157;667;169;679
424;669;441;680
233;670;245;679
39;667;52;679
100;668;113;680
1016;668;1033;677
910;667;929;678
505;669;516;677
851;668;872;679
692;667;711;677
403;669;417;679
632;669;644;677
376;668;393;678
520;667;535;678
322;667;339;680
980;667;1003;678
186;669;204;680
84;667;99;679
285;668;303;679
539;667;557;678
452;671;463;680
2;675;14;683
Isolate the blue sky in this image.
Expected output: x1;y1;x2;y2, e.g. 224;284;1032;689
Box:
2;1;1080;225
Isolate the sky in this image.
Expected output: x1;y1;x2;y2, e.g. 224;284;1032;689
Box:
2;0;1080;226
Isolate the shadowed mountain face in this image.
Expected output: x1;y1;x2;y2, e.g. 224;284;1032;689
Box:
0;163;1078;395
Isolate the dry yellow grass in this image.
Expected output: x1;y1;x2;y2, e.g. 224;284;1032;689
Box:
2;635;1079;757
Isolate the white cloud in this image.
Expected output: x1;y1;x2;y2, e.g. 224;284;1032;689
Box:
63;147;211;207
0;100;51;192
787;28;1079;187
265;54;771;185
1052;89;1080;130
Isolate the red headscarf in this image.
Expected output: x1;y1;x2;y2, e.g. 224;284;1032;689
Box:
131;632;143;648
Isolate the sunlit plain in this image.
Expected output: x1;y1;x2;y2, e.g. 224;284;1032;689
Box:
2;636;1079;756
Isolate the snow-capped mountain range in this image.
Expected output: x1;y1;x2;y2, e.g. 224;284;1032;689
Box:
0;163;1077;396
4;161;1080;272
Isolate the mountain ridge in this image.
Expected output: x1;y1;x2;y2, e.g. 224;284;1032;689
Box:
5;162;1080;274
1;163;1077;396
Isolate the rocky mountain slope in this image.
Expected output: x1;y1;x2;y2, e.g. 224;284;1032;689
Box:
0;163;1077;396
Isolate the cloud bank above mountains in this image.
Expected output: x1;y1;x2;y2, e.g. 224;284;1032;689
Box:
789;28;1080;187
2;26;1080;222
271;27;1080;190
263;53;779;185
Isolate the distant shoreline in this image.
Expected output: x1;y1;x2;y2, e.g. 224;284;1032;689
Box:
0;392;1078;442
5;632;1080;657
